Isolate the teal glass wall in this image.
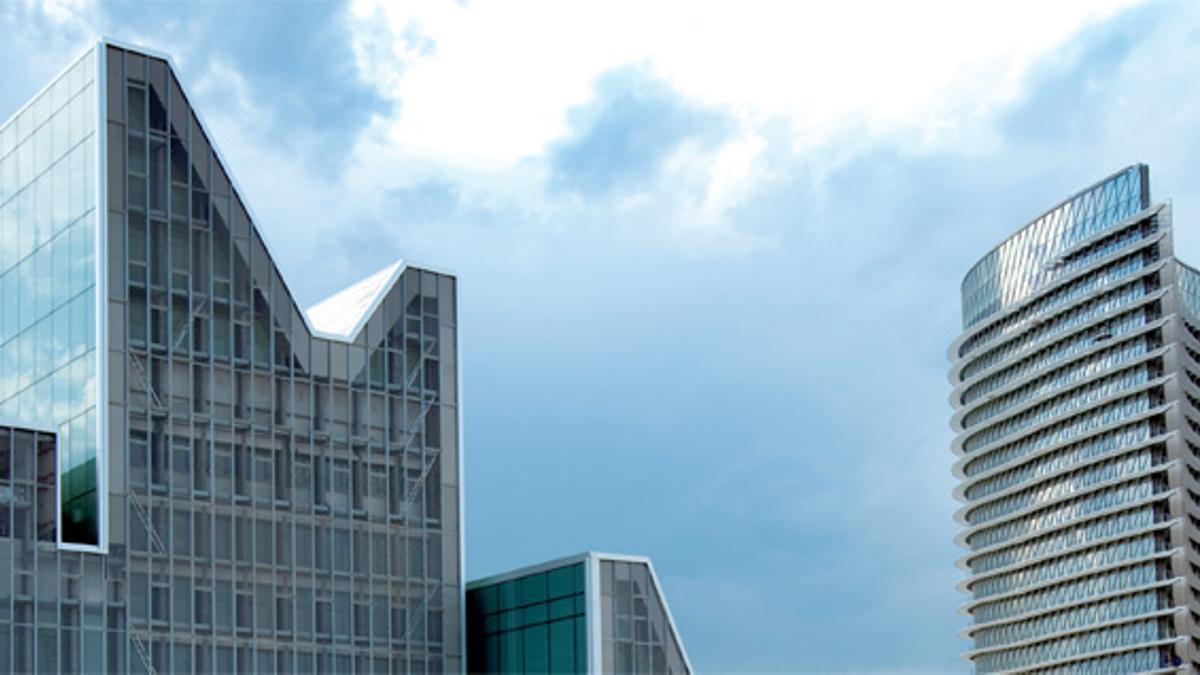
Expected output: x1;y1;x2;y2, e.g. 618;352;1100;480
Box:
0;47;101;547
467;562;588;674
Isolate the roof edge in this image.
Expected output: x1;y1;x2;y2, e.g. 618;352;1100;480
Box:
97;37;457;345
465;552;593;590
305;259;405;342
960;163;1148;290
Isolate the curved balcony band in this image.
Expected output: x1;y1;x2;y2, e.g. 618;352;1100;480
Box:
951;165;1200;671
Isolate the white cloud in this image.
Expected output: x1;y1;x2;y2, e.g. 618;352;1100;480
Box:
349;0;1140;167
2;0;1151;275
27;0;93;26
339;0;1143;250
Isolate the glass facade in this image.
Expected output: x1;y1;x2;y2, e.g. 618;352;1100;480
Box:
0;46;102;549
598;560;688;675
0;40;463;673
951;165;1199;671
466;554;691;675
960;164;1149;329
466;562;588;673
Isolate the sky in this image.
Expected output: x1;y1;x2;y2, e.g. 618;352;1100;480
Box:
4;0;1200;671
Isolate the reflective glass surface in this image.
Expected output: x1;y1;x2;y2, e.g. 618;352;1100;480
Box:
466;562;588;674
1177;262;1200;316
961;165;1148;329
0;47;99;547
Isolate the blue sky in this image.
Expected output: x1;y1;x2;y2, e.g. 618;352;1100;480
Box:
5;0;1200;671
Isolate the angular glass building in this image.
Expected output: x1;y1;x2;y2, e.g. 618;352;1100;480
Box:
950;165;1200;672
0;40;462;672
465;553;691;675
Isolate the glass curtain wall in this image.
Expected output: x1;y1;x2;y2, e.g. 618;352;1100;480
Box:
466;562;588;674
103;44;461;673
599;560;688;675
0;40;462;674
0;47;101;548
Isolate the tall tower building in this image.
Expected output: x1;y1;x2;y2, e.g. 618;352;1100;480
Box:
0;41;462;672
951;165;1200;672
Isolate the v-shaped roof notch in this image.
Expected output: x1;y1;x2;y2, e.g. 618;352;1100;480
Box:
304;259;406;342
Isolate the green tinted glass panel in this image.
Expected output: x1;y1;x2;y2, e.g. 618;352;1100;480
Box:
524;624;549;672
549;619;575;673
467;562;587;674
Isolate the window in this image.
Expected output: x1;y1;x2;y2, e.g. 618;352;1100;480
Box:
296;588;313;637
34;432;55;542
171;435;189;493
253;448;272;506
192;437;209;494
192;364;208;414
294;454;312;510
193;511;210;560
173;577;191;626
274;447;290;503
194;588;211;626
151;582;168;624
214;514;231;561
234;445;251;500
276;592;293;634
213;442;232;500
149;427;167;491
313;456;328;509
352;459;365;513
236;518;251;564
172;508;190;556
236;592;253;633
333;527;351;573
275;521;291;567
256;584;273;633
296;524;313;569
331;459;349;514
315;598;331;637
0;428;10;481
255;518;272;566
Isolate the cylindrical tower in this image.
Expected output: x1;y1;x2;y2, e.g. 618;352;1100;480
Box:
951;165;1200;672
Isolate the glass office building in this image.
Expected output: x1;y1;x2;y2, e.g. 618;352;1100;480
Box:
0;40;462;672
950;165;1200;671
465;553;691;675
